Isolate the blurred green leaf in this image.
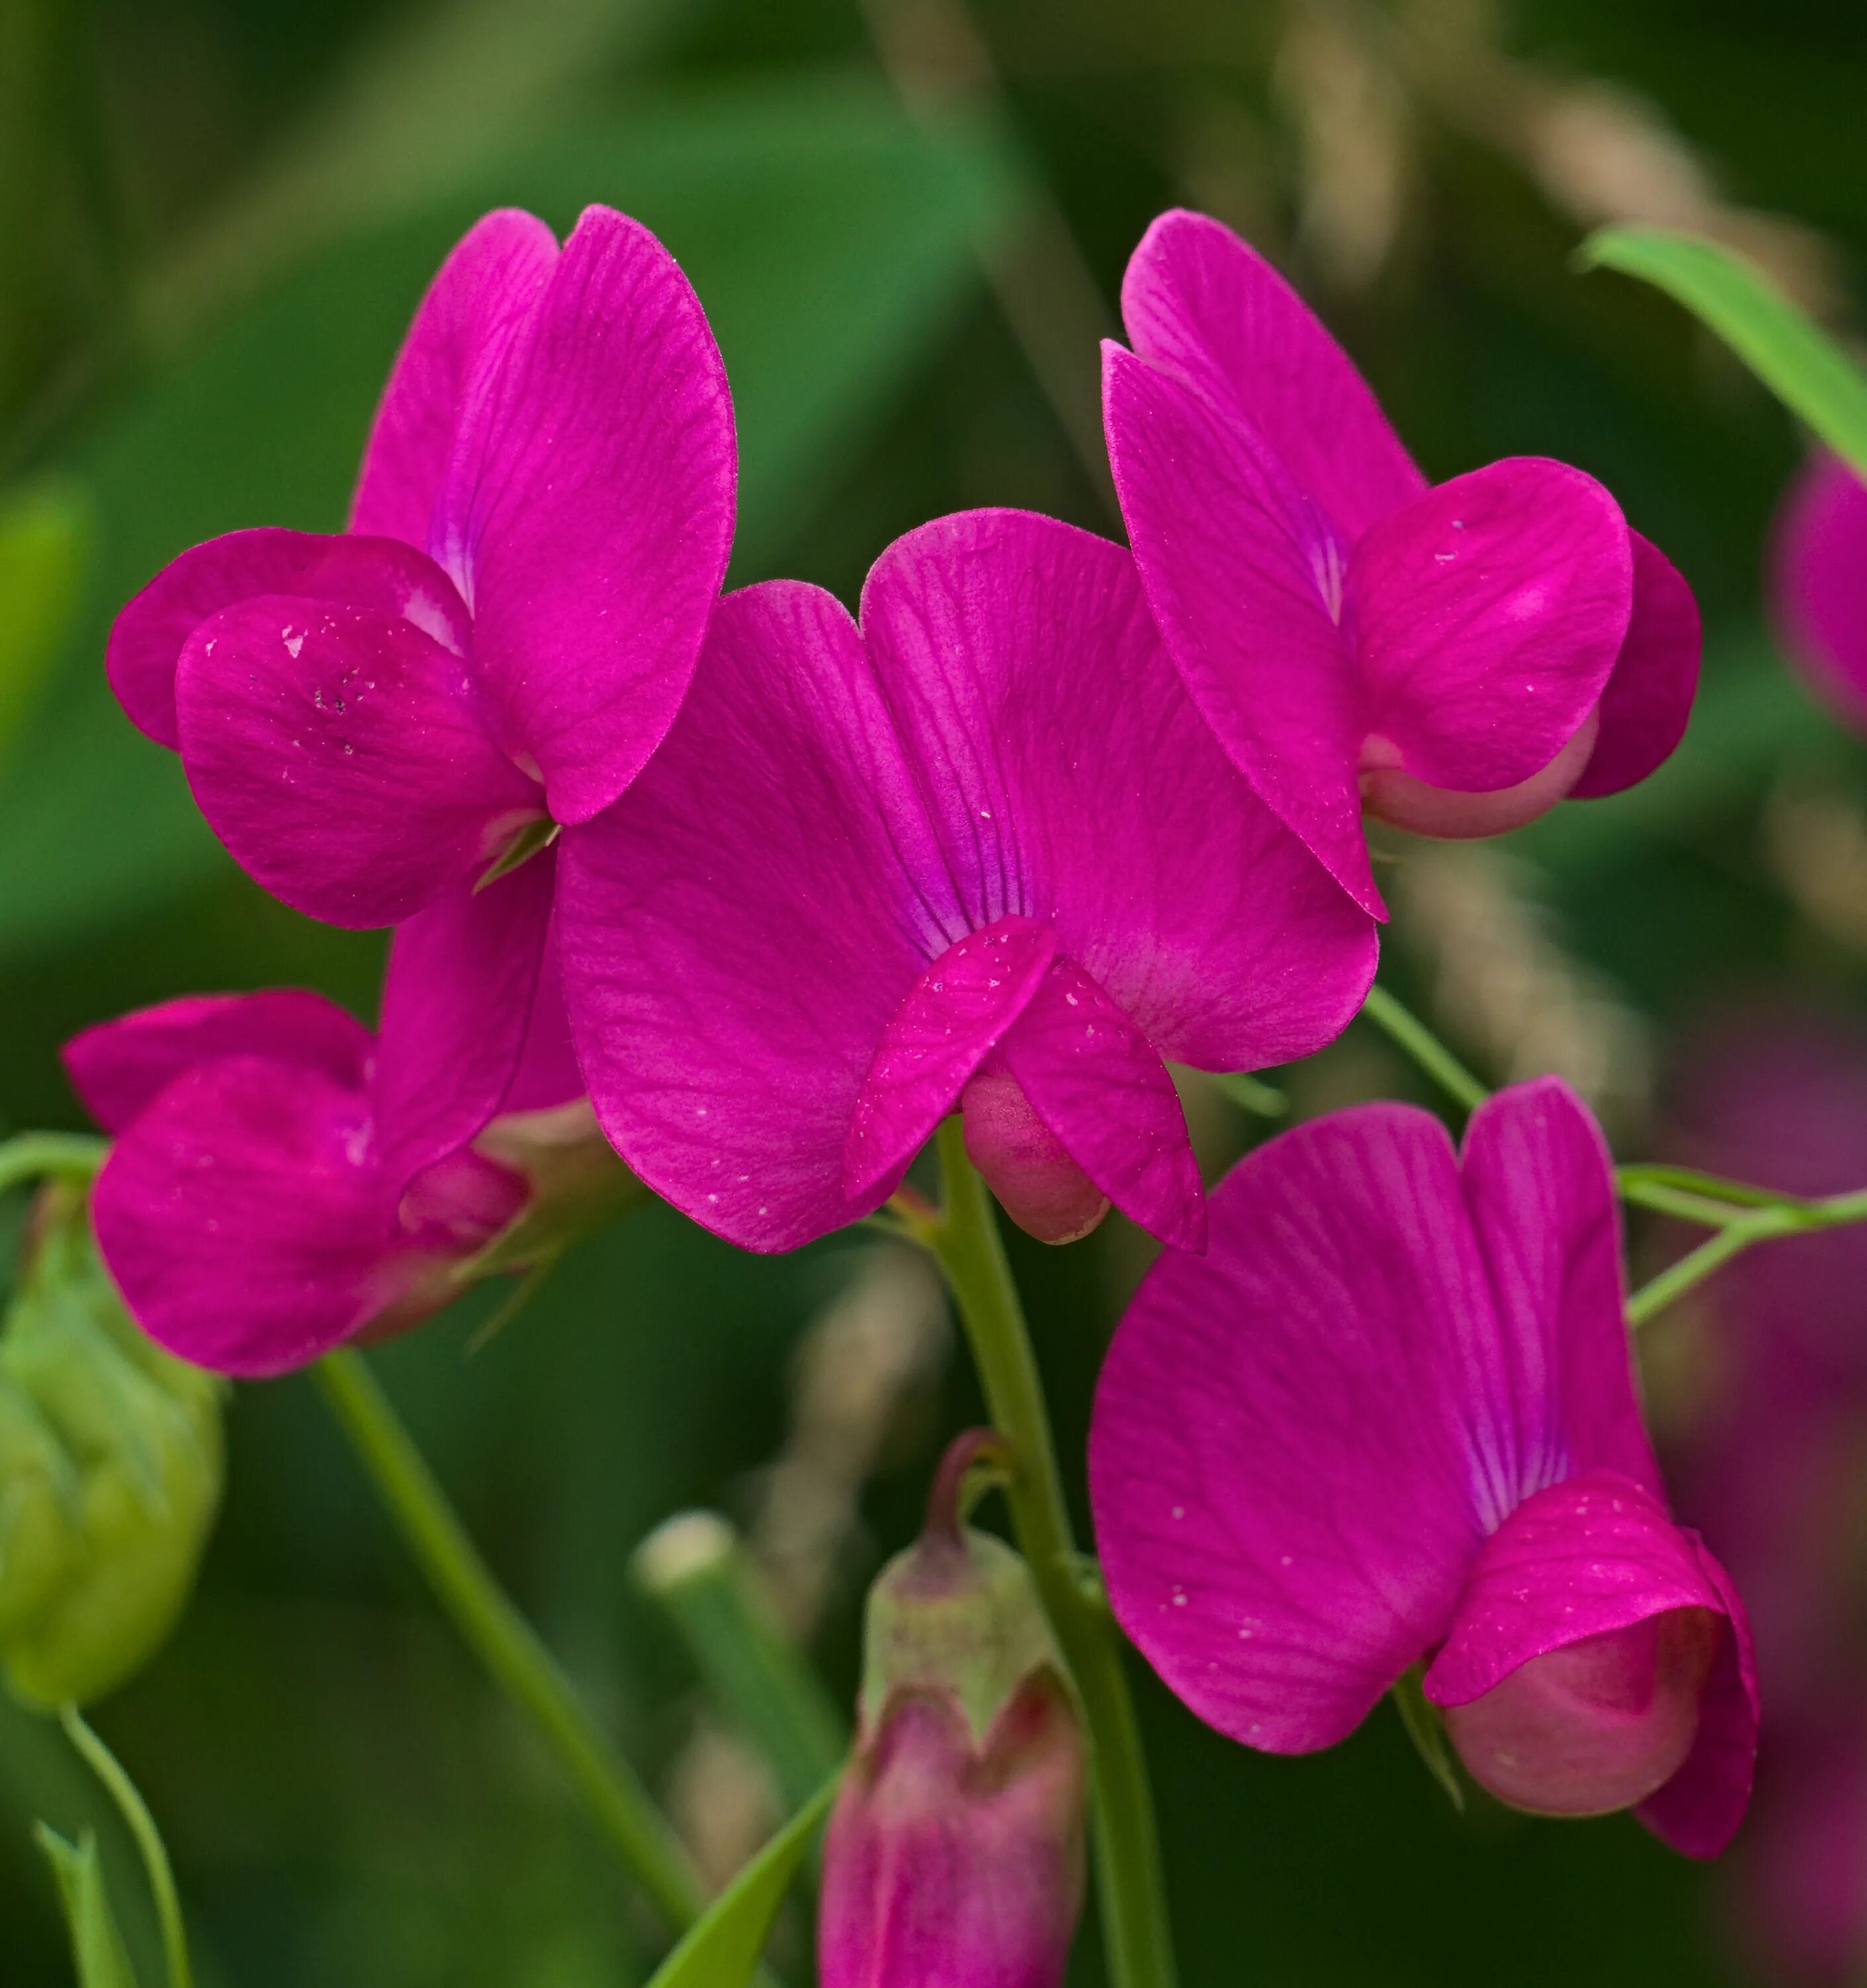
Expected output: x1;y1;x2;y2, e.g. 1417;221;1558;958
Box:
33;1826;137;1988
0;76;1018;967
0;479;89;771
1579;225;1867;476
645;1775;837;1988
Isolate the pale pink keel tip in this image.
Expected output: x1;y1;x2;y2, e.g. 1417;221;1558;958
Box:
1088;1077;1758;1854
1104;209;1701;914
559;509;1377;1254
104;205;735;1176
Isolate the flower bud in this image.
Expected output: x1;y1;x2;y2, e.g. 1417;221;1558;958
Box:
0;1186;223;1707
820;1431;1087;1988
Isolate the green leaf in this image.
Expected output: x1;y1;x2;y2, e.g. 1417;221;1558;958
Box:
1578;225;1867;478
34;1824;139;1988
0;478;90;771
1390;1666;1464;1814
645;1775;839;1988
0;76;1019;966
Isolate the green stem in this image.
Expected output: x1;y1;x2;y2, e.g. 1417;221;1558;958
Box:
0;1132;106;1195
60;1705;191;1988
1626;1225;1760;1328
1358;986;1489;1113
313;1349;702;1933
1615;1163;1798;1211
1625;1183;1867;1327
926;1120;1177;1988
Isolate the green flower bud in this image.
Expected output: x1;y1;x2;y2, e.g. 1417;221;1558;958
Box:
0;1186;223;1707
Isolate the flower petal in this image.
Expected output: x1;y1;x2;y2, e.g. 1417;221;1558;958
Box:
1635;1534;1762;1859
349;208;559;549
1118;209;1424;542
997;954;1204;1252
437;206;736;823
1459;1078;1662;1503
1351;460;1632;792
1089;1103;1492;1752
1770;453;1867;732
64;991;372;1134
175;591;539;927
502;923;584;1115
843;915;1057;1202
860;507;1380;1051
1104;347;1382;915
107;529;473;750
1570;531;1702;799
1424;1474;1727;1708
91;1055;396;1376
558;581;936;1252
373;850;557;1191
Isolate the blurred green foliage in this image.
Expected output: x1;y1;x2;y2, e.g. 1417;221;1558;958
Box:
3;1;1866;1984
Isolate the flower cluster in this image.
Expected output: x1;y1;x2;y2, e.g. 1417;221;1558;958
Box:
75;196;1748;1969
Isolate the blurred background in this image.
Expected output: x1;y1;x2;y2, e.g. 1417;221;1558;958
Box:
5;0;1867;1981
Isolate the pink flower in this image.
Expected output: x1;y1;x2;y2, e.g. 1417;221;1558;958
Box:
557;509;1378;1254
1668;1012;1867;1973
1103;210;1701;916
1089;1077;1758;1855
104;206;735;1186
1770;453;1867;735
65;954;586;1377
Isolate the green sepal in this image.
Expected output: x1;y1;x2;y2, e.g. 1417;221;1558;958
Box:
451;1103;649;1286
475;816;560;892
1391;1664;1466;1813
861;1525;1065;1748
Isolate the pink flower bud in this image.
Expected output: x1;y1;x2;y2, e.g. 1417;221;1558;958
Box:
820;1432;1087;1988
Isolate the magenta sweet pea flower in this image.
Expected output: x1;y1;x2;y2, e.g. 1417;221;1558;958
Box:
104;205;735;1184
1103;210;1701;915
1668;1013;1867;1972
557;509;1379;1254
1089;1077;1758;1855
65;952;588;1377
1770;452;1867;735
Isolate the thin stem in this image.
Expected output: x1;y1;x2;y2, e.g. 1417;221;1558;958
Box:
928;1119;1177;1988
1626;1225;1761;1328
1358;986;1490;1113
313;1349;703;1933
1625;1182;1867;1325
0;1132;106;1195
1615;1163;1798;1211
60;1706;191;1988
